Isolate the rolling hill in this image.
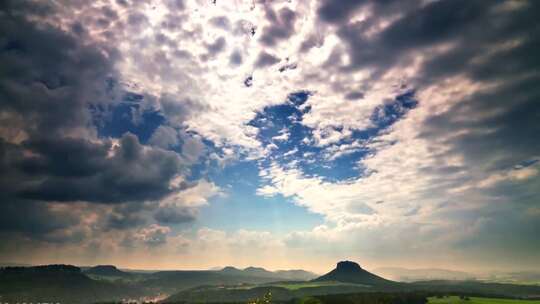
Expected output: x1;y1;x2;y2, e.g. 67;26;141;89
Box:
143;266;317;295
84;264;133;277
0;265;141;304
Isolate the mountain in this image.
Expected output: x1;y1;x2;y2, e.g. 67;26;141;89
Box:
84;264;132;277
219;266;244;275
218;266;275;278
0;265;141;304
243;266;275;278
374;267;474;282
217;266;316;281
313;261;395;286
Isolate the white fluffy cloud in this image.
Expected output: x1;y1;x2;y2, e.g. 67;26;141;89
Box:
3;0;539;271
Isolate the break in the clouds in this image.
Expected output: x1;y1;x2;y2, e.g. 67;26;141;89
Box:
0;0;539;272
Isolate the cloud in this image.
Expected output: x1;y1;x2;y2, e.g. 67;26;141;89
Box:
18;133;186;204
229;49;243;66
149;125;180;148
209;16;231;31
255;51;280;68
0;199;79;239
0;4;118;140
154;207;197;225
205;36;227;58
2;0;540;271
134;224;171;247
250;0;540;269
259;7;297;46
0;1;216;247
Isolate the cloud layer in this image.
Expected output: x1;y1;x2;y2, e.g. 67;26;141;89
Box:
1;0;539;272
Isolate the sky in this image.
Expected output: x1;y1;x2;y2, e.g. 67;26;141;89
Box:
0;0;539;274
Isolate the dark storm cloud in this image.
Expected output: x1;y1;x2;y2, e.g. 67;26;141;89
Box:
318;0;420;24
106;203;149;230
422;75;540;172
0;5;118;137
317;0;540;173
18;137;109;178
0;199;77;237
0;2;194;241
0;139;82;239
320;0;488;79
0;134;187;238
318;0;367;23
259;7;297;46
412;1;540;173
107;213;147;230
18;134;185;204
154;207;197;224
0;0;53;18
314;0;540;258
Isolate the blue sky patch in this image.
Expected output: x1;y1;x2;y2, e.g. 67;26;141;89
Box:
248;90;418;183
91;92;164;144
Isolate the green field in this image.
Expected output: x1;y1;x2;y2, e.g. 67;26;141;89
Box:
484;280;540;286
267;281;368;290
429;296;540;304
212;280;368;291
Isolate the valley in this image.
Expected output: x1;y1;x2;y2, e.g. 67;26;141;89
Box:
2;261;540;304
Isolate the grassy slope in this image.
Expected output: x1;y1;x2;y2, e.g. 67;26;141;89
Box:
164;281;374;303
429;296;540;304
410;280;540;298
291;295;540;304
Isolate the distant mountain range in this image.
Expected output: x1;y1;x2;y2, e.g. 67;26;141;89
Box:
3;261;540;304
219;266;317;281
143;266;317;294
165;261;397;303
164;261;540;303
